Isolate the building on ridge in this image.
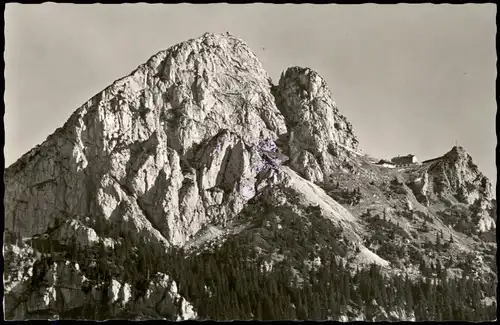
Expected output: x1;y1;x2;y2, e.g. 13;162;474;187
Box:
391;154;418;167
375;159;396;168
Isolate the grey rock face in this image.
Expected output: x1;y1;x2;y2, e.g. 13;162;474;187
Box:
409;146;493;210
4;32;289;318
4;243;196;320
4;32;496;321
427;147;496;232
4;32;287;247
438;146;493;206
408;146;495;232
273;66;360;182
131;272;196;320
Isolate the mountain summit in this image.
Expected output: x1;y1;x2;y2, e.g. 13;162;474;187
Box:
4;33;496;321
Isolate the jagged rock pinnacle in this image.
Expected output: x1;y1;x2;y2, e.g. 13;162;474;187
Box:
273;66;360;183
4;32;496;322
409;144;493;208
4;32;288;247
444;145;470;161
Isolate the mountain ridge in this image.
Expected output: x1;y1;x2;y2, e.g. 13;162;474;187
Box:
3;32;496;321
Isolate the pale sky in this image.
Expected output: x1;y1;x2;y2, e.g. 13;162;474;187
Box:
4;3;497;193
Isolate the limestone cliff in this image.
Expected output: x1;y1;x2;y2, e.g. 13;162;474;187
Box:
405;145;495;233
4;32;287;248
3;32;496;321
4;32;289;320
273;67;360;183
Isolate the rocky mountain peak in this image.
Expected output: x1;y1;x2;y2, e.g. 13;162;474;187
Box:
275;66;358;152
153;31;287;153
410;145;493;209
272;66;360;183
4;32;289;246
4;33;496;322
443;145;472;162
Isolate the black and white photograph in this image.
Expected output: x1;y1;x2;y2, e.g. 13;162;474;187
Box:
3;3;497;321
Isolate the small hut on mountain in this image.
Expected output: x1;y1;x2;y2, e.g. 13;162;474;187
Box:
391;154;418;166
375;159;396;168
